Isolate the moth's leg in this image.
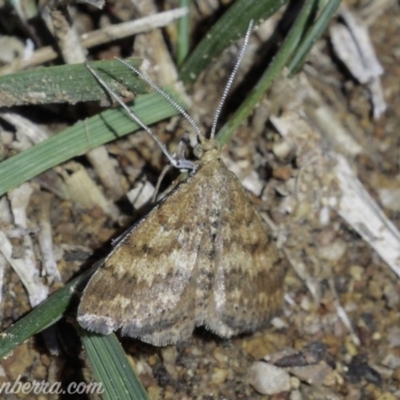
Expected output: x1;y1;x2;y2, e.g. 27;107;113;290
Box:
152;164;171;203
152;133;193;203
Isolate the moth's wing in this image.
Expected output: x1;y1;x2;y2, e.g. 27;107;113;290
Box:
78;172;209;346
204;161;285;337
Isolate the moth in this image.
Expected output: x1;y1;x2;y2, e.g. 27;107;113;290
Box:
78;21;285;346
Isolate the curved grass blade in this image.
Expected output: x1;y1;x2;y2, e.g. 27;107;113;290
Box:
80;330;149;400
179;0;288;83
287;0;341;75
177;0;190;66
0;264;97;359
216;0;317;147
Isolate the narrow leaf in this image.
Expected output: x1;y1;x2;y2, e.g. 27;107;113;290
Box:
80;331;150;400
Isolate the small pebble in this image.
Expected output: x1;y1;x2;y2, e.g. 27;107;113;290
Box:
376;393;397;400
290;361;333;385
392;367;400;381
272;140;292;159
248;362;291;395
290;389;303;400
161;346;178;380
317;239;347;261
273;165;293;180
211;367;228;384
147;385;162;400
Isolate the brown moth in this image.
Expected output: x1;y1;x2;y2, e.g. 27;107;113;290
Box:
77;22;285;346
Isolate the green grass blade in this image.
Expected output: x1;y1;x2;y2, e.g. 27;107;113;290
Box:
179;0;288;83
0;91;183;196
0;59;144;107
0;264;97;359
216;0;317;147
80;330;149;400
287;0;341;74
177;0;190;66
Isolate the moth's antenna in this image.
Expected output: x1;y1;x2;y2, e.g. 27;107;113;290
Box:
210;20;254;139
115;58;203;142
86;63;195;171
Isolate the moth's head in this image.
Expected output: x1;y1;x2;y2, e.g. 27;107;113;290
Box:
194;137;220;163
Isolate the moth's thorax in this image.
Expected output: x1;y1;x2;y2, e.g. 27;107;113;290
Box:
199;137;221;164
